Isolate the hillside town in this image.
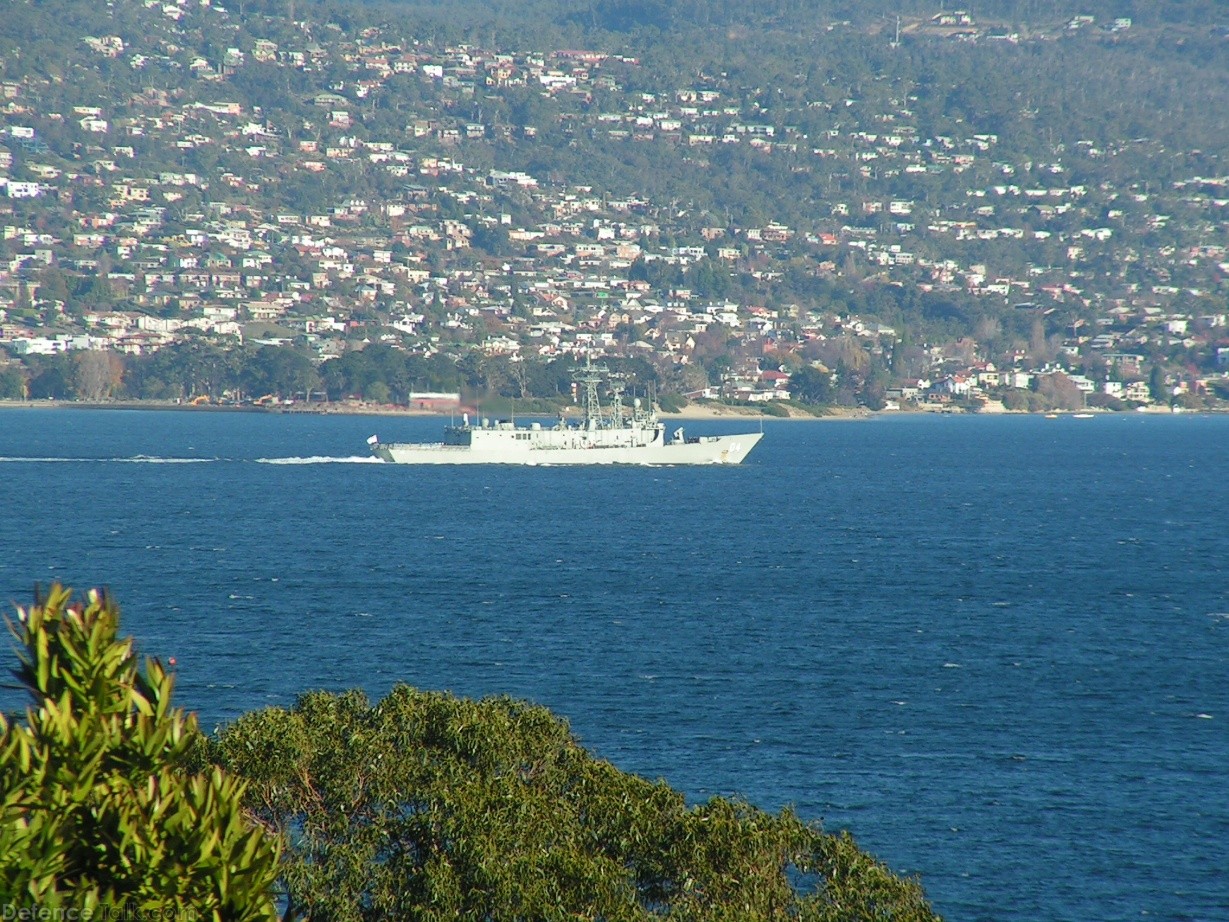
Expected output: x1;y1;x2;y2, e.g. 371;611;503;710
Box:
2;0;1228;410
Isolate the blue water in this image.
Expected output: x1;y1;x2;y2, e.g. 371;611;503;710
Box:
1;408;1226;921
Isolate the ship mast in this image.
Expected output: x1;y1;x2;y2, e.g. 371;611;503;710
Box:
574;356;609;430
607;372;627;428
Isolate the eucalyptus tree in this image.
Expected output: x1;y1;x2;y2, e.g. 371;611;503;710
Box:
789;364;837;405
204;685;941;922
241;345;321;401
0;365;26;399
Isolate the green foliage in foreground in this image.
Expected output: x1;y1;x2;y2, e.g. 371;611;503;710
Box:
202;686;941;922
0;585;280;918
0;585;939;920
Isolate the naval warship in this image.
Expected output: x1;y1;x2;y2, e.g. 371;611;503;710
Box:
368;361;762;465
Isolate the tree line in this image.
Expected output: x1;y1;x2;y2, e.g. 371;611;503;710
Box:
3;343;699;406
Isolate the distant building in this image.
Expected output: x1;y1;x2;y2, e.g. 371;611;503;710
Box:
407;391;463;412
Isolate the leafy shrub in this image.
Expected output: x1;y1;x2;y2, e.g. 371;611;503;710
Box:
0;586;280;917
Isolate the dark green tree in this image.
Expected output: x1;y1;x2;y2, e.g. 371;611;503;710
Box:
202;684;940;922
0;365;28;399
242;346;321;400
789;364;836;405
1148;364;1168;404
24;355;78;400
34;267;71;307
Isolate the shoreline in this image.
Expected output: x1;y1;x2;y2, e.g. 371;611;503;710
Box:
0;399;1200;420
0;397;856;421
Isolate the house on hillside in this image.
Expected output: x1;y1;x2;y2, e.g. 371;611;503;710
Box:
932;11;974;27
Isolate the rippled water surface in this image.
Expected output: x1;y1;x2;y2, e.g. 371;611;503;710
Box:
2;408;1227;921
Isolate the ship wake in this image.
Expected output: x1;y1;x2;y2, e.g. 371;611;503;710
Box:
256;455;385;465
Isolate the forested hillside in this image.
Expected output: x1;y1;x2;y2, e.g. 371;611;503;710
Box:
1;0;1226;411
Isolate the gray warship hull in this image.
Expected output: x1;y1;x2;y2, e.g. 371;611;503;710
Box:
370;428;762;465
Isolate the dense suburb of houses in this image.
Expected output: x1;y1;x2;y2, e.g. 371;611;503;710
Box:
1;0;1228;409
